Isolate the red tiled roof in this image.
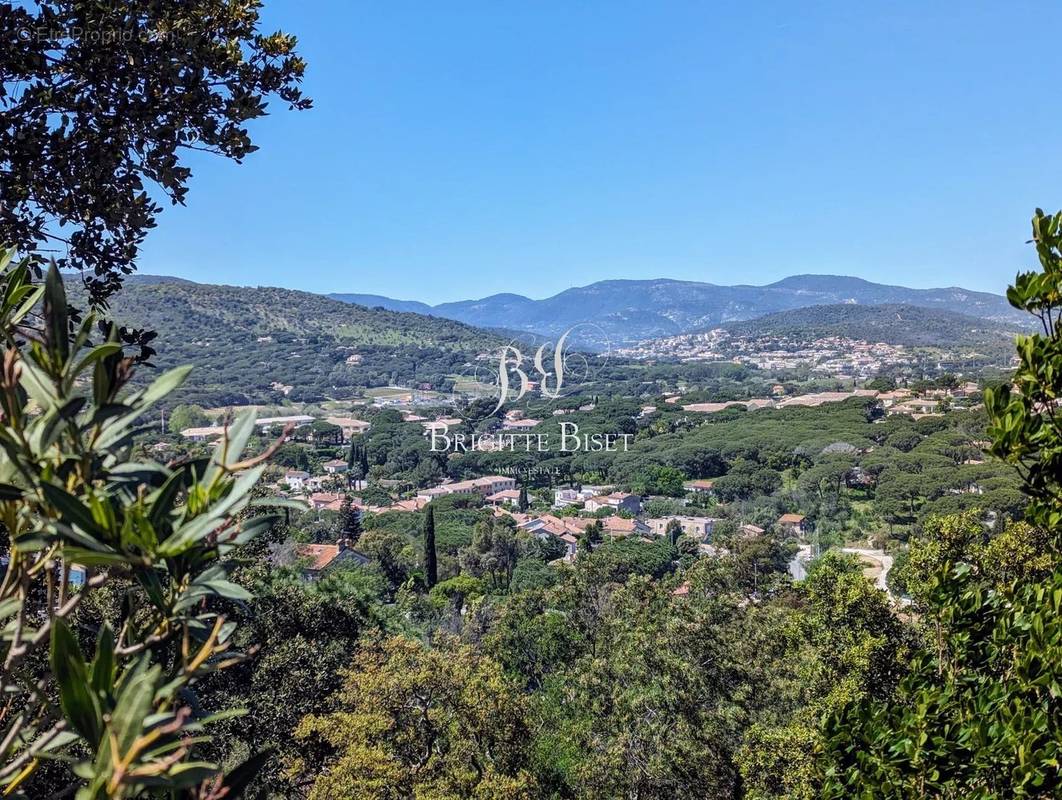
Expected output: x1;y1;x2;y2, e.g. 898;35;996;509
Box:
297;544;340;571
602;516;638;533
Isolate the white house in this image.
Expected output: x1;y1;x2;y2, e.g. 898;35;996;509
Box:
648;516;718;540
552;485;608;508
284;470;310;491
486;489;521;507
416;475;517;502
584;492;642;515
180;425;225;442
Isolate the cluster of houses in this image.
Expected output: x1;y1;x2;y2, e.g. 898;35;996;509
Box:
180;405;828;578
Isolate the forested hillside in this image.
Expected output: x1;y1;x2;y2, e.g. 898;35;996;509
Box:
77;279;504;406
721;303;1023;348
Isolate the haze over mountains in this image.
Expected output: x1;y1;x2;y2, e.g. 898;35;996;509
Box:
330;275;1024;348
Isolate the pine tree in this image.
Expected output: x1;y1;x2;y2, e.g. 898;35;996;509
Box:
424;505;438;588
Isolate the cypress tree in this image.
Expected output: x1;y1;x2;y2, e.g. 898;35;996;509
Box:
666;519;682;547
336;496;362;543
518;485;529;512
424;504;438;588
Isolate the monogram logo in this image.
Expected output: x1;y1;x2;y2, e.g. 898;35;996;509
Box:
453;325;609;420
491;327;573;414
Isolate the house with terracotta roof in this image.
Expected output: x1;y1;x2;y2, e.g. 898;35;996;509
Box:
648;516;717;541
600;515;650;538
385;498;428;513
295;540;369;580
486;489;521;507
518;515;586;560
309;492;346;512
584;492;641;515
683;479;716;495
325;416;371;440
741;523;765;538
777;513;809;535
557;533;579;560
501;417;542;431
416;475;517;503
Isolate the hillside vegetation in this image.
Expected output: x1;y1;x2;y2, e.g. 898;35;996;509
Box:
78;279;503;406
722;303;1023;349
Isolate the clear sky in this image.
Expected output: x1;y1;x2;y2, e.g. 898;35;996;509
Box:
138;1;1062;303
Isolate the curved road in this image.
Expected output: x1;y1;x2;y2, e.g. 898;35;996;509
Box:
790;546;901;602
840;547;894;595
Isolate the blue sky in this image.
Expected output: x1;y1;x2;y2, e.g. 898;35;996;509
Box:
138;1;1062;302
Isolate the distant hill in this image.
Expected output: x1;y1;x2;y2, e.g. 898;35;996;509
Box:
328;293;433;315
125;273;199;286
721;303;1025;349
78;281;504;407
330;275;1024;349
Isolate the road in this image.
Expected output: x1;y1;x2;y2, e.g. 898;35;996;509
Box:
790;545;900;602
788;544;813;581
840;547;894;595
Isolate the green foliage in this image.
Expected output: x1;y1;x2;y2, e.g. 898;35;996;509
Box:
195;565;386;796
725;303;1023;352
823;210;1062;798
510;558;560;593
823;566;1062;799
423;504;438;588
985;208;1062;533
0;1;309;304
167;402;209;434
0;253;280;796
631;464;687;497
589;537;677;582
294;636;537;799
76;280;504;406
460;517;523;592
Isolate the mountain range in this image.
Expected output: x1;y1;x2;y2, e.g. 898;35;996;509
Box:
94;273;1027;404
329;275;1023;349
